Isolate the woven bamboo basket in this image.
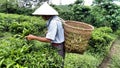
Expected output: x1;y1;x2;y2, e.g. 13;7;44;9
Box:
63;20;94;54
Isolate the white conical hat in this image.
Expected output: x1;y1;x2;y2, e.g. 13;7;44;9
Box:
32;2;59;15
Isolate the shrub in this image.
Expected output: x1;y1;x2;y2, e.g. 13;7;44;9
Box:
54;3;120;32
0;1;34;15
0;13;63;68
0;37;63;68
65;53;99;68
88;27;114;56
0;13;46;36
115;29;120;37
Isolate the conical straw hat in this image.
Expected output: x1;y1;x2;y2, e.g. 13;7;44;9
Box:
32;2;59;15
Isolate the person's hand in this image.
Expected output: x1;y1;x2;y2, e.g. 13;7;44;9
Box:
25;34;36;40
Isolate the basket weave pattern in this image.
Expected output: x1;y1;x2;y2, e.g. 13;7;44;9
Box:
63;21;94;54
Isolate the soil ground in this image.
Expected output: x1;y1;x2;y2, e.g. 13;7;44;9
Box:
99;38;120;68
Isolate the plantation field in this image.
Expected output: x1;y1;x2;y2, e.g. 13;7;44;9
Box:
0;0;120;67
0;13;117;68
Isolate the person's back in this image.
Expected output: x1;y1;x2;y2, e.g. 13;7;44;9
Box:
46;16;64;43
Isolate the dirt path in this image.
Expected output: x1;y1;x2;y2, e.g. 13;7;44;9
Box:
99;38;120;68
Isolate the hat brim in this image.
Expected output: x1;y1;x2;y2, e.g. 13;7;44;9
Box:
32;2;59;15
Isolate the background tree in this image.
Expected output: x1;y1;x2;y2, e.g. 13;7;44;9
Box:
93;0;120;5
74;0;84;5
91;0;120;31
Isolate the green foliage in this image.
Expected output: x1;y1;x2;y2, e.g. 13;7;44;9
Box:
0;3;119;67
89;2;120;31
52;5;74;20
54;2;120;32
0;13;117;68
93;0;113;4
88;27;114;56
74;0;84;5
0;13;46;37
0;31;4;37
72;5;91;22
0;1;34;15
0;37;63;68
0;13;63;68
85;2;120;31
54;4;92;23
110;55;120;68
115;29;120;37
65;53;99;68
109;41;120;68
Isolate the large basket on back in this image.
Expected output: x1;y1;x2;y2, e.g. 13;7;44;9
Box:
63;21;94;54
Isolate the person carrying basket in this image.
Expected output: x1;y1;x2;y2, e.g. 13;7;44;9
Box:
25;2;65;68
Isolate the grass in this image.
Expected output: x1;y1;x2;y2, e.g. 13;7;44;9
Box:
110;54;120;68
64;52;101;68
109;38;120;68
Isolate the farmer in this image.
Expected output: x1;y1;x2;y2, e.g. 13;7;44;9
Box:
25;2;65;67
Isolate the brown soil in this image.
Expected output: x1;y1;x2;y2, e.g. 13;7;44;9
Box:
99;38;120;68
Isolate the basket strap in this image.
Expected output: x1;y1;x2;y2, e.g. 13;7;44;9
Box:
46;16;54;27
59;17;65;29
59;17;65;23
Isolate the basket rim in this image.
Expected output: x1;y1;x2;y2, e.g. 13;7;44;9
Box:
63;20;94;31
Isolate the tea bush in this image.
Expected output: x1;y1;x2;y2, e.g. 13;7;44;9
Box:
115;29;120;37
65;53;99;68
0;13;64;68
0;36;63;68
0;13;46;36
0;13;117;68
88;27;114;57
